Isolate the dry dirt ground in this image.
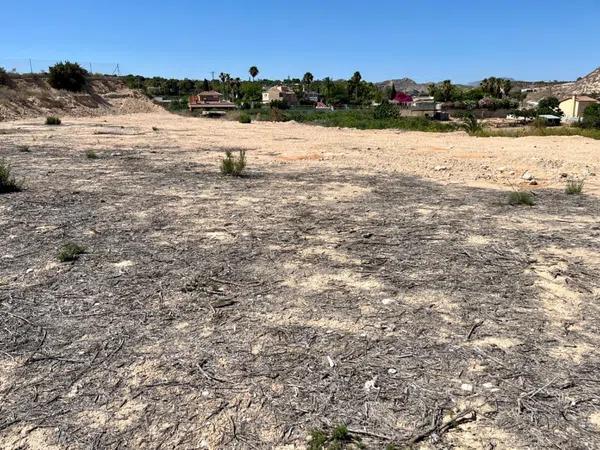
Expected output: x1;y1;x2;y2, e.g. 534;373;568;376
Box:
1;112;600;449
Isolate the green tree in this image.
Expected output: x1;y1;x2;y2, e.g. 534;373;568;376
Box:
537;96;563;116
389;83;397;100
249;66;259;81
349;71;362;102
302;72;314;92
48;61;88;92
582;103;600;128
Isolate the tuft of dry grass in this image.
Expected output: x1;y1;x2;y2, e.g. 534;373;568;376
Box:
565;178;584;195
0;158;22;193
46;116;62;125
221;149;246;176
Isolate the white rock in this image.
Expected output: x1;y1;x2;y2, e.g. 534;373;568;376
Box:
522;171;534;181
460;383;474;392
364;376;379;393
434;165;448;171
388;368;397;375
381;298;395;305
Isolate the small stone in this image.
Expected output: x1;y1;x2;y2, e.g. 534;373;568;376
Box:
460;383;474;392
560;172;568;178
529;180;538;185
362;232;373;239
434;165;448;171
509;171;516;175
381;298;395;305
388;368;397;375
364;376;379;393
522;171;534;181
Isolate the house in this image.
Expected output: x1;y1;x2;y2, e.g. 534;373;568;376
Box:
559;95;600;119
304;91;320;102
262;85;298;105
391;92;413;105
188;91;236;111
315;101;332;110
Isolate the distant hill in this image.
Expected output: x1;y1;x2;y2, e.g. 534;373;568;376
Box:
553;66;600;96
375;78;431;94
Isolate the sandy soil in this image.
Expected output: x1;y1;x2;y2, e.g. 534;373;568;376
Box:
1;113;599;449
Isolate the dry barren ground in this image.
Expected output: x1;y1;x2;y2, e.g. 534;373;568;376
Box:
1;113;600;449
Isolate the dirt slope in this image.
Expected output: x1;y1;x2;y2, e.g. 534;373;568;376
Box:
555;66;600;96
0;76;162;121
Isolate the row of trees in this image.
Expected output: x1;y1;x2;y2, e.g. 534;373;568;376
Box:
123;68;384;106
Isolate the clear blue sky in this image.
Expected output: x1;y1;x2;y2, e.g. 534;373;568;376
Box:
2;0;599;83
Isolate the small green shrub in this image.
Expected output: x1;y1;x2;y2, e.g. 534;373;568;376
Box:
0;159;22;193
239;113;252;124
308;424;356;450
582;104;600;129
46;116;61;125
508;190;535;206
308;429;328;450
461;113;482;135
331;425;350;442
18;145;31;153
373;101;399;119
565;178;584;195
48;61;88;92
269;99;289;110
221;150;246;176
85;149;98;159
58;243;86;262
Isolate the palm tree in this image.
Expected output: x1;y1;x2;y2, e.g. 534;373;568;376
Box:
219;72;231;99
231;77;241;100
249;66;259;82
302;72;314;92
350;71;362;101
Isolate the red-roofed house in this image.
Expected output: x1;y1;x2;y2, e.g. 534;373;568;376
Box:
391;92;413;104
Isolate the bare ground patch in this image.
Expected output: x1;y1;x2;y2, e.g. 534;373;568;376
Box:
1;113;600;449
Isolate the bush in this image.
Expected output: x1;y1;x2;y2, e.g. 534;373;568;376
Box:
48;61;88;92
239;113;252;124
508;190;535;206
582;104;600;129
85;149;98;159
373;101;399;119
221;150;246;176
0;67;12;86
257;108;289;122
58;243;86;262
0;159;22;193
46;116;61;125
565;178;584;195
460;113;482;135
269;99;289;110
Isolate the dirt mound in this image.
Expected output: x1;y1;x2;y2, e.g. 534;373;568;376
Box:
0;76;162;121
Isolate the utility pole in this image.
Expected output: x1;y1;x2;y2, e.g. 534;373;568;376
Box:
89;62;93;74
29;59;33;74
211;71;215;81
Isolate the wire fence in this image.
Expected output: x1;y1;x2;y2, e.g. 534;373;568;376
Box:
0;58;121;75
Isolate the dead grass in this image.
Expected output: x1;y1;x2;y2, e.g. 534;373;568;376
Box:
565;178;584;195
508;190;535;205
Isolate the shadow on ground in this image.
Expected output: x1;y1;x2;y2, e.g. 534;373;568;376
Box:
1;146;599;448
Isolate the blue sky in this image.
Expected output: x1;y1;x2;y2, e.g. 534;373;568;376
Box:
1;0;599;83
